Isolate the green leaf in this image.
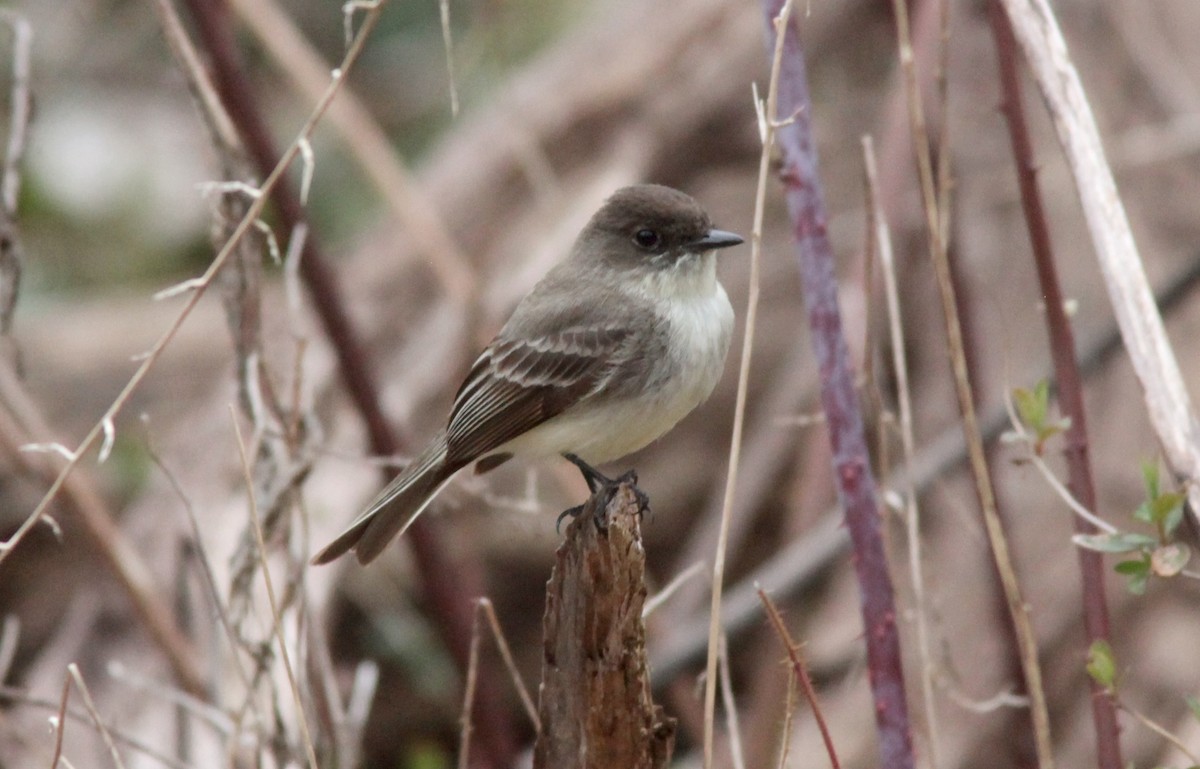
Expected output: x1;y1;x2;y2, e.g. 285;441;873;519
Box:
1163;498;1186;539
1127;568;1149;595
1114;558;1149;575
1150;491;1185;527
1142;460;1161;501
1086;639;1117;689
1151;544;1191;577
1014;385;1046;431
1073;532;1157;553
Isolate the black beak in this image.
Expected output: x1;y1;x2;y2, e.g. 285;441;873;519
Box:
688;228;744;252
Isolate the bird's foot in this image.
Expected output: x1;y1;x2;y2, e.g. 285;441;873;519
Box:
558;455;650;532
563;453;615;493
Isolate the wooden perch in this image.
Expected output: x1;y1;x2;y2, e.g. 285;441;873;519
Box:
532;483;675;769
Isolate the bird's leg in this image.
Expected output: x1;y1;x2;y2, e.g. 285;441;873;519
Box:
562;453;611;493
557;454;651;532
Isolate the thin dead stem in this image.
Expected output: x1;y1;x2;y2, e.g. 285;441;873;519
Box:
998;0;1200;529
758;588;840;769
477;598;540;731
774;666;798;769
718;635;746;769
0;9;31;337
1;684;192;769
643;561;705;619
863;134;942;769
891;0;1055;764
146;439;253;692
438;0;459;117
232;409;319;769
1119;703;1200;765
67;664;128;769
1001;396;1117;534
458;604;483;769
50;670;70;769
1;0;388;566
0;615;16;684
702;2;793;766
225;0;476;302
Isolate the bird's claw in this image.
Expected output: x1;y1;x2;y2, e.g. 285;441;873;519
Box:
557;455;651;533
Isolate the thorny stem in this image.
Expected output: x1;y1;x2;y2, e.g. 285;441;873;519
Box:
989;6;1122;767
759;589;840;769
760;2;915;767
863;135;942;769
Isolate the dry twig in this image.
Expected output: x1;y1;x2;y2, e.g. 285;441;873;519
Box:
999;0;1200;528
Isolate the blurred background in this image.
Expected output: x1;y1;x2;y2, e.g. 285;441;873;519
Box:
1;0;1199;767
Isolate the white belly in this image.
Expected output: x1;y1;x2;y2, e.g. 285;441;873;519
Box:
497;274;733;464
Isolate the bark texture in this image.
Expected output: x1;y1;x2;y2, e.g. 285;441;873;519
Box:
532;483;674;769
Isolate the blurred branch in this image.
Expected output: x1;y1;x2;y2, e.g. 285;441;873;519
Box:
988;7;1123;768
0;10;31;340
999;0;1200;528
224;0;478;303
0;0;386;701
863;133;942;769
701;0;789;761
176;1;514;764
760;2;915;767
651;245;1200;683
893;0;1055;761
0;362;207;699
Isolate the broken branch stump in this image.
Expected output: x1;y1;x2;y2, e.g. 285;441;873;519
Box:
532;482;675;769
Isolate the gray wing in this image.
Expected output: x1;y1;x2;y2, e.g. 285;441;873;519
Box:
444;326;633;466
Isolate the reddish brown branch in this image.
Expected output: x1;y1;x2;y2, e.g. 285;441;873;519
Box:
758;589;840;769
989;5;1123;768
176;1;512;764
759;3;915;767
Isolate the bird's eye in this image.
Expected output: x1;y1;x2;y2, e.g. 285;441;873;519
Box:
633;228;662;250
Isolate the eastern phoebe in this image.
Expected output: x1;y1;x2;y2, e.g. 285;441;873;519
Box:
313;184;742;565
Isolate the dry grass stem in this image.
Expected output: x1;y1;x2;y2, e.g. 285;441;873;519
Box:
718;635;746;769
1120;704;1200;765
774;668;797;769
477;598;540;731
0;684;192;769
862;134;942;769
438;0;459;117
643;561;704;619
149;0;242;156
232;408;319;769
1;0;387;566
892;0;1055;763
0;615;14;686
225;0;477;302
702;1;794;765
0;10;30;214
0;9;30;337
999;0;1200;528
146;442;253;691
66;664;128;769
0;366;206;697
458;606;482;769
49;669;70;769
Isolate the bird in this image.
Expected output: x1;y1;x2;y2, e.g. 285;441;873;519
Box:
313;184;743;565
